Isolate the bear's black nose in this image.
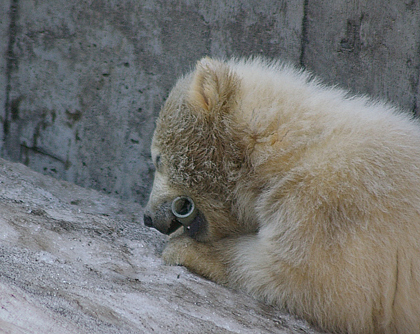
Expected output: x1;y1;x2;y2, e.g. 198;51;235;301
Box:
143;214;153;227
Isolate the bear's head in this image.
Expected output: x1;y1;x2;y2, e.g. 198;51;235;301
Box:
144;58;254;242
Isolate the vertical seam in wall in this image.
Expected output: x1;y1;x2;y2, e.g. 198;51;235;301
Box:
3;0;19;146
413;31;420;117
299;0;309;69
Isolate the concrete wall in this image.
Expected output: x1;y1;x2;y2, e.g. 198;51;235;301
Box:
1;0;419;205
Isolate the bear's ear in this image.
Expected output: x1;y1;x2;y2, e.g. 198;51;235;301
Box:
188;57;238;116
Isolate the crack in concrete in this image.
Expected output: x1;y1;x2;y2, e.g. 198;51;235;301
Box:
21;143;68;165
3;0;19;145
412;36;420;117
299;0;309;69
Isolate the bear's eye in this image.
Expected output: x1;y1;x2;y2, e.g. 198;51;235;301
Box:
154;154;162;171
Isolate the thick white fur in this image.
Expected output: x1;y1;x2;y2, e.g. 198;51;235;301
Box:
228;58;420;333
148;58;420;334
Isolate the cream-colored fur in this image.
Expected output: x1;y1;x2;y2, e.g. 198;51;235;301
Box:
144;57;420;333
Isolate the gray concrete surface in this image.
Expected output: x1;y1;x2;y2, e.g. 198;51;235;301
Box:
302;0;420;113
0;157;324;333
0;0;305;205
1;1;418;205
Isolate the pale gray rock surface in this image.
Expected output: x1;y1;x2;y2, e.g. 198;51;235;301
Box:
0;158;324;334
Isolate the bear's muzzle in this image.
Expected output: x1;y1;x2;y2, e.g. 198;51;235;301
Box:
143;212;182;235
144;197;208;240
143;200;183;235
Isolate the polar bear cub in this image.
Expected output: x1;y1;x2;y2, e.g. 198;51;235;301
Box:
144;57;420;334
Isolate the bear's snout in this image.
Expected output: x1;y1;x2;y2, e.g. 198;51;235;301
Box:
143;212;182;235
143;200;208;240
143;201;183;235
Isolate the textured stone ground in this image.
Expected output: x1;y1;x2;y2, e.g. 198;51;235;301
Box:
0;158;323;334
